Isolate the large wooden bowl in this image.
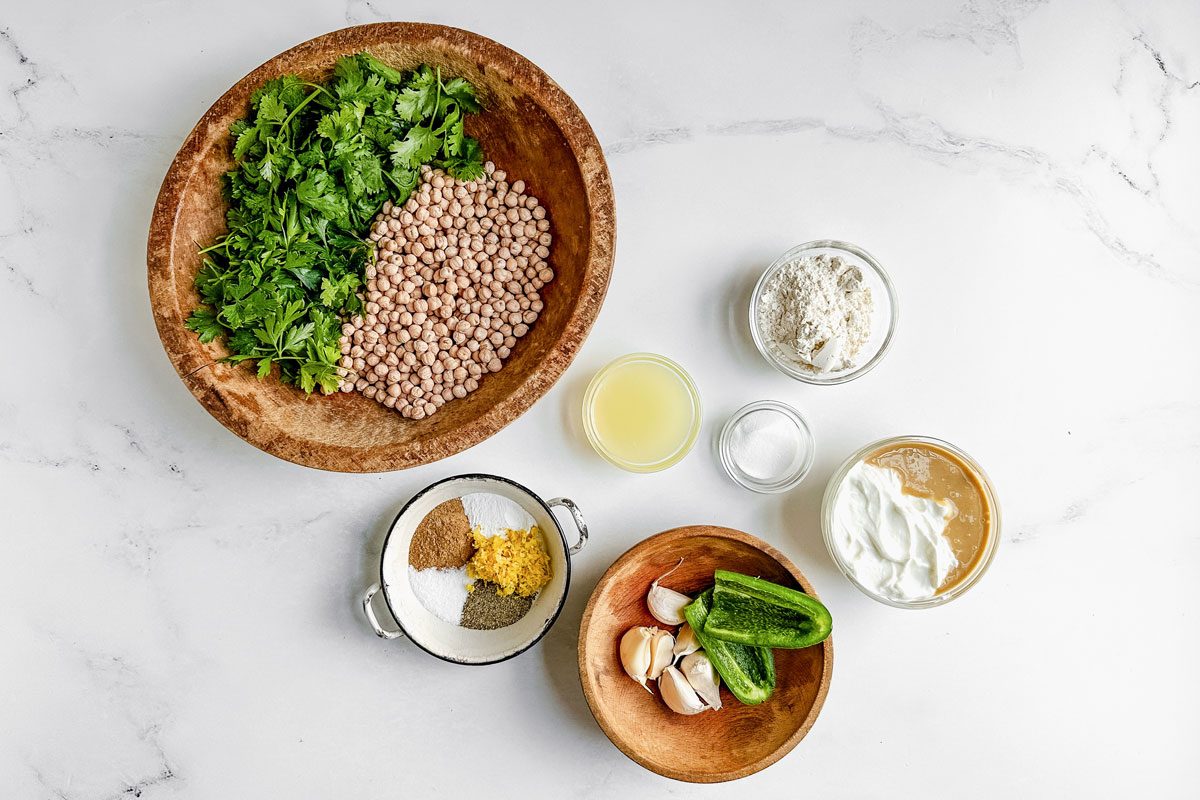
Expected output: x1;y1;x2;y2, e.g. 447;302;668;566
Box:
147;23;614;471
578;526;833;783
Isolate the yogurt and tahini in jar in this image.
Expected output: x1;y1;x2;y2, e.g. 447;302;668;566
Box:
825;437;997;605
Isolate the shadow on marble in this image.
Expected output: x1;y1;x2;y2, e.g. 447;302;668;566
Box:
351;487;430;648
557;359;607;465
538;570;608;739
777;462;844;590
713;255;776;376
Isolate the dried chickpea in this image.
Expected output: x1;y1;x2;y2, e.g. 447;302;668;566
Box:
338;167;552;417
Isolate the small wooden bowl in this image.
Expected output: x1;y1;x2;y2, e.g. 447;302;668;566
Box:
578;526;833;783
147;23;614;471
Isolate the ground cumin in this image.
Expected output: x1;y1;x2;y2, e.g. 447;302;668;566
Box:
408;499;474;570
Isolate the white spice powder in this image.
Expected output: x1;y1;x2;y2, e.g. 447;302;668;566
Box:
461;492;535;538
408;564;471;623
758;253;873;373
408;492;541;623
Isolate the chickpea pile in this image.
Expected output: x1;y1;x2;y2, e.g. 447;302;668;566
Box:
337;163;553;419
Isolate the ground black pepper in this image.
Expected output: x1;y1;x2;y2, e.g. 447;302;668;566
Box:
459;581;535;630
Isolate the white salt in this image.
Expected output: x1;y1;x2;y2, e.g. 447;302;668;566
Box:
461;492;535;538
728;409;805;481
408;565;471;623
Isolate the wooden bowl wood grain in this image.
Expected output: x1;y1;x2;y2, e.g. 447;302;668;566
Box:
578;526;833;783
147;23;614;472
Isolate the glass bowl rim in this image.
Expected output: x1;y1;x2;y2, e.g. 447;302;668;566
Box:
717;400;816;493
581;352;703;473
820;435;1002;609
749;240;899;385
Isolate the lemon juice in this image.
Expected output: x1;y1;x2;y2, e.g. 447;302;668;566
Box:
583;354;701;472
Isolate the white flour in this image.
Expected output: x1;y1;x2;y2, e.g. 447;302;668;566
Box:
757;253;873;373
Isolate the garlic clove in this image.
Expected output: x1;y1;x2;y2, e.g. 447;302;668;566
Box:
648;585;691;626
619;626;658;693
647;629;675;680
673;623;701;660
680;650;722;711
659;665;708;715
647;559;691;626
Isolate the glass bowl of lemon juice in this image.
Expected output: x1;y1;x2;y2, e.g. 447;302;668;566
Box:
582;353;702;473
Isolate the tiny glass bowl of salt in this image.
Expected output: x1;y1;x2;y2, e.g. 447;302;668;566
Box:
718;401;816;493
750;240;898;385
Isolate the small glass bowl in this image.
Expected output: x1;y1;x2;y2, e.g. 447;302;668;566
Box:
718;401;815;493
821;436;1001;609
750;240;898;385
582;353;702;473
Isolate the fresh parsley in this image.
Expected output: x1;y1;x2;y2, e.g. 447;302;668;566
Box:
186;54;485;393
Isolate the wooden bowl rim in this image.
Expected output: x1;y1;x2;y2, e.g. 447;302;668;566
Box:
146;22;615;472
576;525;835;783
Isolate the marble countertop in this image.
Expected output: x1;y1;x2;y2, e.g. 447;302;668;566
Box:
3;1;1197;796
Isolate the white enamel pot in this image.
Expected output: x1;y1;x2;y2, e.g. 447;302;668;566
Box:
362;473;588;665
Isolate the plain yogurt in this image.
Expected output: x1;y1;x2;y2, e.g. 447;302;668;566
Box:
831;461;958;601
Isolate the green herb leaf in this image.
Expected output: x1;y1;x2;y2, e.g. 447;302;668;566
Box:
389;125;440;168
256;92;287;125
332;56;366;100
394;68;438;122
296;172;349;225
445;137;485;181
359;52;404;85
290;266;321;290
185;307;224;343
441;77;482;114
189;55;487;394
232;125;259;161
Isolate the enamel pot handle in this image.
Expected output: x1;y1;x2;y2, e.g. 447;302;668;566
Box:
548;497;588;555
362;583;404;640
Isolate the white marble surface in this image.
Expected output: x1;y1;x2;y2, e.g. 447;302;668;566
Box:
2;1;1198;796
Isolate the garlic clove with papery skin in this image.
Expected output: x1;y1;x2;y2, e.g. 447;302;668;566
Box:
659;665;709;715
646;559;691;626
619;626;659;693
647;629;675;680
647;585;691;626
680;650;722;711
673;623;701;661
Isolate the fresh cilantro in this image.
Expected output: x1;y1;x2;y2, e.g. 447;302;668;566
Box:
389;125;440;169
189;54;486;393
359;53;404;85
441;77;482;114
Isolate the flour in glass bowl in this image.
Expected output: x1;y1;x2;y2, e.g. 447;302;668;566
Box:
757;253;873;373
